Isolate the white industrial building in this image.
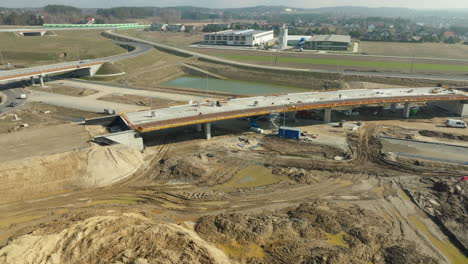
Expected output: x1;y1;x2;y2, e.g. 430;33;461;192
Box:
203;29;274;46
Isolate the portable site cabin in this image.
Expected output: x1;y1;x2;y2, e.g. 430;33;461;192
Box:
278;126;302;140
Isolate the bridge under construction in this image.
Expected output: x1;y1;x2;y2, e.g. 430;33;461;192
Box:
98;87;468;149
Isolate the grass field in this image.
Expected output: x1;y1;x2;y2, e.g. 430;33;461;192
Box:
360;41;468;60
219;54;468;72
121;30;203;47
0;30;126;67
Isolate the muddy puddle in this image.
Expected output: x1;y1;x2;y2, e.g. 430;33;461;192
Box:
408;215;468;264
215;166;288;189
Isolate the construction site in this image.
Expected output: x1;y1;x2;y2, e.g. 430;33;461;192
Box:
0;25;467;264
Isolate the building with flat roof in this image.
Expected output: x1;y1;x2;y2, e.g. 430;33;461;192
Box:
304;35;351;50
287;35;311;46
203;29;274;47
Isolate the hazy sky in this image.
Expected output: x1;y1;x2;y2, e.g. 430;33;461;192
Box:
2;0;468;9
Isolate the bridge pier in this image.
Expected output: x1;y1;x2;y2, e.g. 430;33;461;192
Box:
292;111;298;122
205;123;211;140
390;103;397;112
403;102;411;118
39;75;45;87
196;123;202;132
30;76;35;86
323;108;332;123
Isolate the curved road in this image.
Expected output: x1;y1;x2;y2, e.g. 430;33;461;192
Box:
0;40;152;114
0;41;153;83
104;30;468;83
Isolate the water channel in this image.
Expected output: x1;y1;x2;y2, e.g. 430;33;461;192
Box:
163;76;308;95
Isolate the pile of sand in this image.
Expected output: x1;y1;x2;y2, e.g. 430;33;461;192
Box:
0;145;144;204
0;214;231;264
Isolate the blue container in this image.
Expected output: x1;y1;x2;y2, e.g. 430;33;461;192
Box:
278;126;301;140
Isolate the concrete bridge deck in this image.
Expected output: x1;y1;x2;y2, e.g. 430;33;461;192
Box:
0;41;152;83
120;87;468;133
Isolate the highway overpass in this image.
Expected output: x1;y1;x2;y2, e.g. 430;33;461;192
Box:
0;41;152;84
117;87;468;141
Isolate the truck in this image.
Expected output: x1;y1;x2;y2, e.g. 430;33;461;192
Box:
445;119;467;128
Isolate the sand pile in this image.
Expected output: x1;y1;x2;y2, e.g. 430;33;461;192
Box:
0;145;144;203
0;214;231;264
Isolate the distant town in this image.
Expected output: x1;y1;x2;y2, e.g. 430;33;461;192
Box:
1;5;468;46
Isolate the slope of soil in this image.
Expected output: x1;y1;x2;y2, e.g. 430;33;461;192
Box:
95;62;124;75
195;201;438;264
0;145;144;204
0;213;231;264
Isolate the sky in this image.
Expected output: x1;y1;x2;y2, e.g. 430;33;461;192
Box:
2;0;468;9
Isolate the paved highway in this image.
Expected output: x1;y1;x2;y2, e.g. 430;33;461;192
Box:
0;40;152;115
0;81;27;115
0;41;153;83
105;31;468;83
0;27;120;33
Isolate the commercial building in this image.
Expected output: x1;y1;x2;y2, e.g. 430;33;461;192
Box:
203;29;274;47
287;36;311;46
304;35;351;50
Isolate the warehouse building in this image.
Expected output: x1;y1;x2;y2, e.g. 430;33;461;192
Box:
287;36;311;46
203;29;274;46
304;35;351;50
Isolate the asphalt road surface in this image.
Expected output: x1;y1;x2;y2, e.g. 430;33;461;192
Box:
0;41;152;114
0;81;27;115
0;41;153;83
107;31;468;83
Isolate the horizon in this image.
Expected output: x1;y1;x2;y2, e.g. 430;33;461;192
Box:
1;0;468;9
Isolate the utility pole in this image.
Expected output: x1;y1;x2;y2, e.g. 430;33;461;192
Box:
410;55;415;73
274;46;280;65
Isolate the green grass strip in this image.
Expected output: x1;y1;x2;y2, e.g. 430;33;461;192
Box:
219;54;468;72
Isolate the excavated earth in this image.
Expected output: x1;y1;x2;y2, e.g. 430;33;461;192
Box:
0;121;467;264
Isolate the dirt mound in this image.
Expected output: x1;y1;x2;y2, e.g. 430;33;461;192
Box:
195;201;437;264
95;62;124;75
419;130;468;141
0;214;230;264
0;145;144;203
406;177;468;253
272;167;370;185
261;137;346;159
155;148;242;185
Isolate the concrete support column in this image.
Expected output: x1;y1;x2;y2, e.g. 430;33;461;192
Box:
293;111;298;122
40;75;45;87
196;123;202;132
205;123;211;140
323;108;332;123
31;77;35;86
403;102;411;119
390;103;397;112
